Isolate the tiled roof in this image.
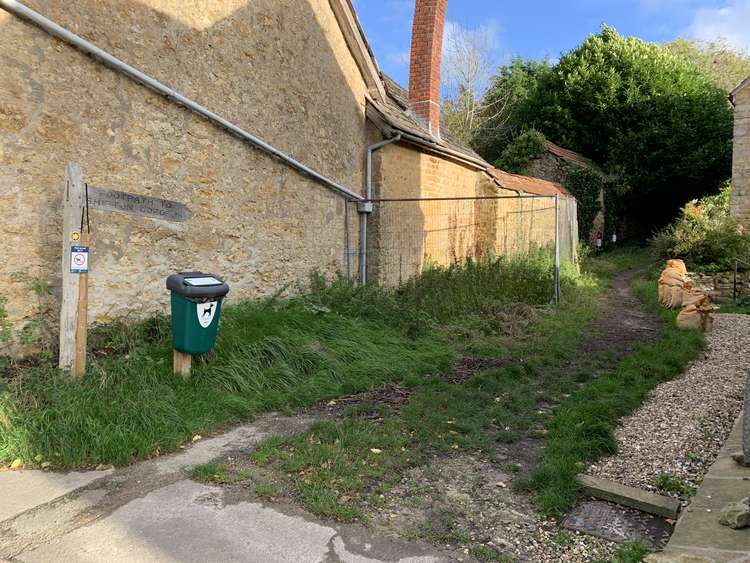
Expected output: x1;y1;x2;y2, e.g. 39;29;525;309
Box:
544;140;604;175
367;74;488;167
486;167;571;197
731;75;750;100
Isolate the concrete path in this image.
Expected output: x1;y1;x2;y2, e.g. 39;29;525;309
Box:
0;413;451;563
649;414;750;563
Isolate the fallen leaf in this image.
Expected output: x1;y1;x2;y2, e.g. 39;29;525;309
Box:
370;448;383;454
41;462;51;471
10;458;23;470
192;435;202;442
95;463;114;471
496;481;507;488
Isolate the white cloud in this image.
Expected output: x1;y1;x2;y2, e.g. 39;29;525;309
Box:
688;0;750;52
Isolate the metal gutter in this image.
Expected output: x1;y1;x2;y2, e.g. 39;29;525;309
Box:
0;0;364;202
396;131;490;171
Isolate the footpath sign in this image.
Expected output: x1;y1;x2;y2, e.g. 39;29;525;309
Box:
59;163;191;377
69;246;89;274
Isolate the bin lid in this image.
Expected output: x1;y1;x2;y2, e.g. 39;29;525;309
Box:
166;271;230;299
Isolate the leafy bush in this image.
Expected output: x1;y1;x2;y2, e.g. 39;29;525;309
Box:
650;183;749;271
493;129;546;174
475;26;733;235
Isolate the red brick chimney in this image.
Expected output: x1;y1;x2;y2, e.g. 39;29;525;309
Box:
408;0;448;138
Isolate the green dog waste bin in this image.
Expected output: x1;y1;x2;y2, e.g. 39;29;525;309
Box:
166;272;230;355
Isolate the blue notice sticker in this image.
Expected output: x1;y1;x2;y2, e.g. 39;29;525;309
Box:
70;245;89;273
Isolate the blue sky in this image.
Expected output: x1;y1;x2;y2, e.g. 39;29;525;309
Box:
352;0;750;87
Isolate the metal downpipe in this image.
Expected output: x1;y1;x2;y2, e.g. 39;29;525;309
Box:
359;135;402;285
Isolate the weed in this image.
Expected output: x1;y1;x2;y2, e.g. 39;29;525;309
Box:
191;463;230;483
655;472;696;498
469;544;513;562
553;530;573;546
611;539;650;562
253;481;280;499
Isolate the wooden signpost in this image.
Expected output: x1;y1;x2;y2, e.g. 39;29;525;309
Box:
59;164;89;377
59;163;191;377
86;185;191;222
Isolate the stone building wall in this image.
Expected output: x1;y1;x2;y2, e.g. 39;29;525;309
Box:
526;152;568;186
0;0;373;350
692;271;750;304
731;84;750;227
368;143;574;286
527;152;604;242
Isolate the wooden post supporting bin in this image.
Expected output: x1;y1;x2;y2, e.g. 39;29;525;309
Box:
173;349;192;378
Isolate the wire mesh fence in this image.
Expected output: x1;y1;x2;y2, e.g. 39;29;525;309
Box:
364;195;579;298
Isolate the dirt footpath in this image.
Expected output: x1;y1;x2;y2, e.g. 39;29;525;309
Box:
362;269;665;562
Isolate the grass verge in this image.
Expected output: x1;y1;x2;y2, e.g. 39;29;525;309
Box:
528;275;705;517
0;252;570;469
250;259;613;521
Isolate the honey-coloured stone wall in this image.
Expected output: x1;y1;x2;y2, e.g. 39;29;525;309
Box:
368;143;576;286
0;0;370;351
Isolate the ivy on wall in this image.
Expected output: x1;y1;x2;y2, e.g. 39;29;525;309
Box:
563;166;603;239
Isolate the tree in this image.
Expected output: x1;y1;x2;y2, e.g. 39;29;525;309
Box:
440;24;497;143
474;26;734;235
471;58;552;158
664;38;750;93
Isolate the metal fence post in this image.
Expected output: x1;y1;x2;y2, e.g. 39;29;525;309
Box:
554;194;561;304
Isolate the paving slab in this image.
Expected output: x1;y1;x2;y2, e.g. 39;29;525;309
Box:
648;546;750;563
577;473;681;518
652;413;750;562
0;469;111;522
16;476;447;563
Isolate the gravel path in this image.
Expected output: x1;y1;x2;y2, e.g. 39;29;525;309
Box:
589;314;749;498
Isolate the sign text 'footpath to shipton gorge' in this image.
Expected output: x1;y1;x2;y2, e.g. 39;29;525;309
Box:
87;186;192;222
